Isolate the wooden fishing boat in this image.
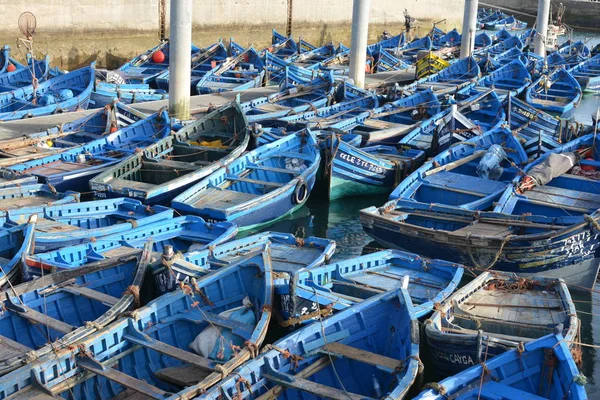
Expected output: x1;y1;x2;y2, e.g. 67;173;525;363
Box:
478;36;524;58
526;67;582;118
0;247;273;399
558;41;591;62
478;59;532;99
289;43;338;67
423;271;578;376
569;54;600;92
270;29;299;58
90;81;168;107
263;52;318;85
321;132;426;200
485;15;528;30
0;243;151;377
355;89;442;146
151;231;336;296
281;249;463;326
242;73;335;122
23;215;237;280
372;46;412;73
400;89;504;155
154;41;230;91
172;130;320;230
408;56;480;94
0;63;95;121
0;216;36;288
90;102;249;205
3;197;172;252
415;334;586;399
474;31;493;49
415;51;451;79
0;183;78;210
197;288;420;400
367;33;405;56
476;47;527;74
395;36;434;62
3;109;171;192
391;127;528;208
0;55;50;90
0;102;146;167
433;28;461;48
196;47;265;94
0;46;20;75
506;96;586;158
360;198;600;290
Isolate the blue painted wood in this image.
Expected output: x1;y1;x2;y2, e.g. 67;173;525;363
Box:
24;215;237;279
0;56;50;91
4;109;171;193
0;248;274;399
90;102;249;205
423;271;578;376
479;59;532;99
172;130;320;230
526;67;582;119
0;184;78;210
2;197;173;252
197;288;420;400
0;217;36;287
196;47;266;94
90;82;168;108
281;249;463;324
0;63;95;121
415;334;586;399
569;54;600;92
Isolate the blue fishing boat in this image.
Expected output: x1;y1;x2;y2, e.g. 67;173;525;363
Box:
569;54;600;92
0;183;78;210
506;96;585;158
479;36;524;58
0;247;274;398
0;46;20;75
90;81;168;108
0;216;36;287
485;15;528;30
526;67;582;118
558;40;591;63
270;29;299;58
396;36;433;62
400;89;504;154
172;130;320;230
478;59;532;99
0;243;151;377
375;46;412;72
593;43;600;57
24;215;237;279
424;271;578;376
242;73;335;122
433;28;461;48
367;32;405;56
197;288;420;400
478;47;528;74
196;47;265;94
474;31;493;49
90;102;249;205
280;249;463;326
0;55;50;90
263;52;318;85
151;231;335;296
408;56;480;94
321;132;426;199
415;334;587;399
4;197;172;252
0;63;95;121
290;43;338;66
3;109;171;192
0;101;146;166
391;127;529;208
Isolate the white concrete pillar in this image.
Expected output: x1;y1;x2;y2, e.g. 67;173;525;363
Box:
349;0;370;89
168;0;192;119
534;0;551;56
460;0;479;59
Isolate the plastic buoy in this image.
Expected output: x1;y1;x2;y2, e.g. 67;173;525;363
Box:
6;64;16;72
152;50;166;63
110;124;118;133
365;63;371;73
582;157;596;171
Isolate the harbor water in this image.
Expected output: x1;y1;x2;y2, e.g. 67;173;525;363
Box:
250;29;600;395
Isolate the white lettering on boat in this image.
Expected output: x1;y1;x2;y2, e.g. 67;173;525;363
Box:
430;348;475;365
338;152;385;174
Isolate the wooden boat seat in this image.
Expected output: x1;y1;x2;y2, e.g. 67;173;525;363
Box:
264;369;375;400
247;165;300;175
226;175;284;188
454;222;513;238
192;188;259;209
422;171;506;196
5;387;57;400
318;342;402;372
24;161;91;175
154;365;213;388
148;159;200;170
34;218;81;233
61;285;120;307
523;185;600;212
7;302;75;334
159;309;255;340
0;334;32;362
105;178;156;192
254;103;290;112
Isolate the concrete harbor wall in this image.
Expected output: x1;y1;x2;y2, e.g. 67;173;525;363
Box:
0;0;464;70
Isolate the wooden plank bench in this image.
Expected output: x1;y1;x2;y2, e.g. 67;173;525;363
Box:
62;286;120;307
319;342;402;372
226;175;284;188
7;302;75;334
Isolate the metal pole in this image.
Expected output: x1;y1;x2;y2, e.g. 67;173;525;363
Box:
534;0;551;56
286;0;293;37
169;0;192;120
348;0;370;89
460;0;478;59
